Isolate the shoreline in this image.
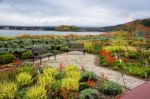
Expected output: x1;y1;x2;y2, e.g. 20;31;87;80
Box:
0;30;105;37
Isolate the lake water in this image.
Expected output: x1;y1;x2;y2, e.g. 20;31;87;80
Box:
0;30;103;36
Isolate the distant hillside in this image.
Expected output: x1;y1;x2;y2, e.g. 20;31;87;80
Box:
118;18;150;31
117;18;150;38
0;18;149;33
55;25;80;31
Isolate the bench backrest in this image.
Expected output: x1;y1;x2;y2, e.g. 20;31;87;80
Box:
66;43;84;49
31;47;49;56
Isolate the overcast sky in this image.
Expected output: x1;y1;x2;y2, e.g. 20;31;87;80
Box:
0;0;150;26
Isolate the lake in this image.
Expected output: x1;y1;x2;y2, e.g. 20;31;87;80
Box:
0;30;103;36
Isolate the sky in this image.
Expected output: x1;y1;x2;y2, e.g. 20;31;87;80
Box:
0;0;150;27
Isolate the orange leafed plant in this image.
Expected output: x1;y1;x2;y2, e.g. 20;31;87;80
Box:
59;63;65;70
60;88;69;99
101;73;108;80
80;65;85;71
86;80;96;88
13;60;22;66
100;50;118;63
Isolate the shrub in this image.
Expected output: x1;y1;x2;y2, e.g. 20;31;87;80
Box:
38;74;54;89
112;60;125;70
51;80;61;92
147;56;150;63
38;67;59;89
21;50;32;59
0;54;16;64
78;83;89;92
145;67;150;76
99;55;109;67
99;81;122;96
0;72;16;82
60;46;69;52
79;88;99;99
124;63;145;78
84;42;95;53
66;71;81;80
103;46;124;52
65;65;79;72
125;50;140;59
61;78;79;91
16;73;32;87
80;71;97;82
100;50;117;63
112;62;146;78
43;67;59;78
103;46;136;53
55;71;66;80
26;86;47;99
16;89;27;99
0;82;17;99
17;65;34;75
94;44;102;54
86;80;96;88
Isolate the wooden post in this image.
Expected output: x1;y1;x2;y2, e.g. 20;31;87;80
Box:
67;51;68;55
48;55;49;60
33;58;34;64
145;60;148;67
54;54;56;60
115;52;118;58
37;63;40;74
145;60;148;80
119;59;127;90
121;72;127;90
83;50;85;55
40;57;42;64
145;72;147;81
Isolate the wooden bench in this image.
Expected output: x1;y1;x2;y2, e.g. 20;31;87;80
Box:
31;47;56;64
65;42;85;55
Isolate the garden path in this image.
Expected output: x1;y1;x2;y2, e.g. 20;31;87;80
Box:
35;51;146;89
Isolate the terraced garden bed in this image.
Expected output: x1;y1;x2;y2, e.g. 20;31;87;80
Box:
0;64;123;99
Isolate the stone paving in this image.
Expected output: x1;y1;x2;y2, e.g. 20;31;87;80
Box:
35;51;146;89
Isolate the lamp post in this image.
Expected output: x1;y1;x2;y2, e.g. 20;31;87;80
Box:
119;59;127;90
144;60;148;81
115;52;127;89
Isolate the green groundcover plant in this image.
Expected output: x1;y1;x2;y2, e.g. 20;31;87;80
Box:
0;54;16;64
99;81;122;96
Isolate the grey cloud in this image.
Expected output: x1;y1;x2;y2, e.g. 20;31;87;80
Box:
0;0;150;26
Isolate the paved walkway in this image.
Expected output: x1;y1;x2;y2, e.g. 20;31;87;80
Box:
35;51;145;89
120;81;150;99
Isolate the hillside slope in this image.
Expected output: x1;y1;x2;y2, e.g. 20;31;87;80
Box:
118;18;150;38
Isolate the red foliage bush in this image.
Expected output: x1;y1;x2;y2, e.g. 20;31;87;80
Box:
60;88;69;99
100;50;118;63
59;63;65;70
13;60;23;66
86;80;96;88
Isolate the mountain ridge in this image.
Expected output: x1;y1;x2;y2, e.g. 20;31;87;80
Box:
0;18;149;32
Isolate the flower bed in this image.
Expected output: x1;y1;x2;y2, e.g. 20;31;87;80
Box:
99;46;150;78
0;64;122;99
100;49;118;63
